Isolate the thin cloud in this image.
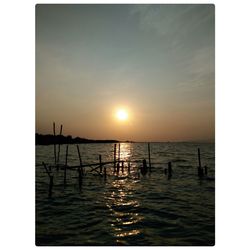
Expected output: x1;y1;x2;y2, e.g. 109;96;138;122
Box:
130;5;214;37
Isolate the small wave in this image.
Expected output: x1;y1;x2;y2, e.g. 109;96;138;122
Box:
176;165;193;168
172;159;188;163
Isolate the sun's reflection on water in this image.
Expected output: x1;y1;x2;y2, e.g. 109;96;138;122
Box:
105;144;144;244
106;178;143;241
119;143;132;161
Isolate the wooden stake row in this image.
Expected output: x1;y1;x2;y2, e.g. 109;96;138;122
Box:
43;123;210;198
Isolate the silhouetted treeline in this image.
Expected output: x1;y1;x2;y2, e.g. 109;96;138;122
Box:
36;133;119;145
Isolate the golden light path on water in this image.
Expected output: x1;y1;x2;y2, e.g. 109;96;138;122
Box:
105;143;144;244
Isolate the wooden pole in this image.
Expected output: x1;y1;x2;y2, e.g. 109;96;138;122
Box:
198;148;201;168
77;145;82;166
99;155;102;173
118;143;120;167
113;144;117;173
77;145;83;186
122;161;124;173
148;143;151;172
57;124;63;164
197;148;203;177
117;163;120;175
53;122;57;166
168;162;172;177
64;145;68;185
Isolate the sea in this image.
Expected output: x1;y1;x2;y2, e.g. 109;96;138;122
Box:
36;142;215;246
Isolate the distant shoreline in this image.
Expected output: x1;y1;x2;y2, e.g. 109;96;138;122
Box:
35;133;123;145
35;133;213;145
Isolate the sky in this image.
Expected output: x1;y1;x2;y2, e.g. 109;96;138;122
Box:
36;4;215;142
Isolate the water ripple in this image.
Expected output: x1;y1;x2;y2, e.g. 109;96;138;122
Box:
36;142;215;246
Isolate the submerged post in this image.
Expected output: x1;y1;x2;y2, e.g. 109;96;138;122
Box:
164;168;167;175
128;161;131;174
122;161;124;173
140;159;148;175
113;144;117;173
64;145;68;185
148;143;152;172
77;145;83;186
57;124;63;165
53;122;57;166
43;162;54;198
168;162;172;178
204;165;208;176
198;148;201;168
197;148;203;177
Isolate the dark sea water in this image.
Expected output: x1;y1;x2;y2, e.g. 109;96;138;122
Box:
36;142;215;246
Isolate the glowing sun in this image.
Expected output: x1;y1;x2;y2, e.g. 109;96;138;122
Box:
116;109;128;121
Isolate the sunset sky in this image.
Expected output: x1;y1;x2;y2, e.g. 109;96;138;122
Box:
36;4;214;142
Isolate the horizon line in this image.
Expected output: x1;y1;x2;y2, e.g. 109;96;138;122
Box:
35;132;215;144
